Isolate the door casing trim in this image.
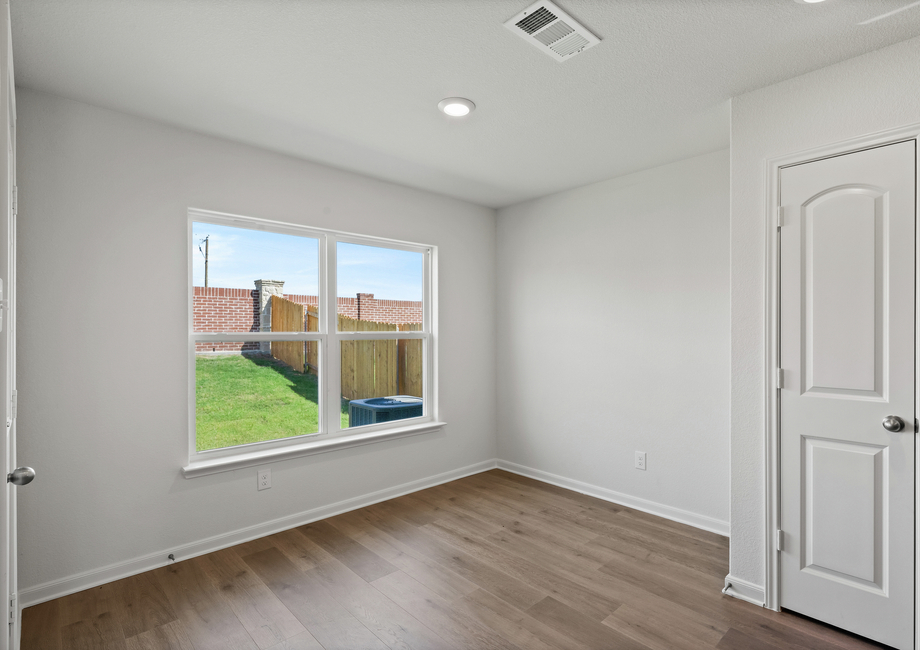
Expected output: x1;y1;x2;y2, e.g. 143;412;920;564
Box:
763;123;920;649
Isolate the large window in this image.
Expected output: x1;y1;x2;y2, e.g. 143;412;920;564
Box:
185;209;438;476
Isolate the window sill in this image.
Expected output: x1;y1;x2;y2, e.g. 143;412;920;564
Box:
182;421;445;478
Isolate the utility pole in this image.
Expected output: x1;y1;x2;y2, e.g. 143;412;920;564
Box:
199;235;210;288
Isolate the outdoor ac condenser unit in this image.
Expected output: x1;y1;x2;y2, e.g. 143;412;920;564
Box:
348;396;423;427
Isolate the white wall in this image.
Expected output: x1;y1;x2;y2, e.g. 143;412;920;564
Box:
730;35;920;589
15;88;497;595
496;150;730;530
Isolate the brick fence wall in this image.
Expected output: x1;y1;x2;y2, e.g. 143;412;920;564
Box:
194;286;422;354
194;287;259;353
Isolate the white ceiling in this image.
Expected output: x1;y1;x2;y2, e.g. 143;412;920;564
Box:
12;0;920;208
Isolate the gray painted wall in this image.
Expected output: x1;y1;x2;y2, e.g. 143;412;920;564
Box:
496;150;731;527
15;88;498;592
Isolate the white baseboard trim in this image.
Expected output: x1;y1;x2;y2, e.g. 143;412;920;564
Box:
496;460;730;537
722;574;766;607
20;458;734;610
18;459;498;609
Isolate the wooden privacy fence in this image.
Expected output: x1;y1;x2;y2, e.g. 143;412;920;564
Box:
396;323;422;398
306;309;319;374
338;315;423;400
269;296;422;399
340;317;397;400
270;295;305;372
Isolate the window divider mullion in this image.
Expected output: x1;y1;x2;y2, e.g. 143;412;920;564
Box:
324;236;340;435
316;232;327;434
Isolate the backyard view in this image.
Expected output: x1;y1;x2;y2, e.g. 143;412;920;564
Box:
192;222;425;453
195;353;348;451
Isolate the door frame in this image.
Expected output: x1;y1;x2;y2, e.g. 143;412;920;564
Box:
763;123;920;647
2;1;15;647
3;1;14;646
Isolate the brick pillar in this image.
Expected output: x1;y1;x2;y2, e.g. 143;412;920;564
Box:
356;293;375;321
255;279;285;353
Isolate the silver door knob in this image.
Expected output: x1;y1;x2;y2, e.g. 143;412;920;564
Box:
7;467;34;486
882;416;905;432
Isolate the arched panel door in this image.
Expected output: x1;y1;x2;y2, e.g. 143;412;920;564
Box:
779;140;916;649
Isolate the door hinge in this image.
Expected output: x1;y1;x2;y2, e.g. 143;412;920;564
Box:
10;185;15;218
8;594;15;622
10;390;16;421
777;206;787;229
776;529;784;552
776;368;784;389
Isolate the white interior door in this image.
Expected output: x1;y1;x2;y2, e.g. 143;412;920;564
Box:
779;140;916;649
0;2;16;647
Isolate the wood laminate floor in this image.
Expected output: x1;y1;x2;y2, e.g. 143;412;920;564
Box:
21;470;888;649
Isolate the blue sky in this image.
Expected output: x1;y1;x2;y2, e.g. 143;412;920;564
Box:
192;223;422;300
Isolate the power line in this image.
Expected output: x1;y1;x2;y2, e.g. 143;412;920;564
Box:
198;235;209;288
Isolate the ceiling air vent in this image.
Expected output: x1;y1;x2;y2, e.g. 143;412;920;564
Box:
504;0;600;63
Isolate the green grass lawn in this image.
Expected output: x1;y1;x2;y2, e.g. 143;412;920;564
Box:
195;354;349;451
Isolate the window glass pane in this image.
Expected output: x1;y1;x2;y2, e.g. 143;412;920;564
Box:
192;222;319;333
337;242;423;331
195;342;320;451
340;338;423;429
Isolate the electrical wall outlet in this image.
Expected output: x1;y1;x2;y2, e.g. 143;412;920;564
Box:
635;451;647;471
258;467;271;490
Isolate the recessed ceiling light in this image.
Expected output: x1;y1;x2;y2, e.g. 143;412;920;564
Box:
794;0;827;4
438;97;475;117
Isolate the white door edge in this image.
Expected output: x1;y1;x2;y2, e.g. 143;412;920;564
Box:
5;2;15;646
762;123;920;650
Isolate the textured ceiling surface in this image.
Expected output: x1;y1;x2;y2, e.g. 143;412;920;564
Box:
12;0;920;207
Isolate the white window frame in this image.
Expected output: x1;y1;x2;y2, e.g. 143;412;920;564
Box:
183;208;442;478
